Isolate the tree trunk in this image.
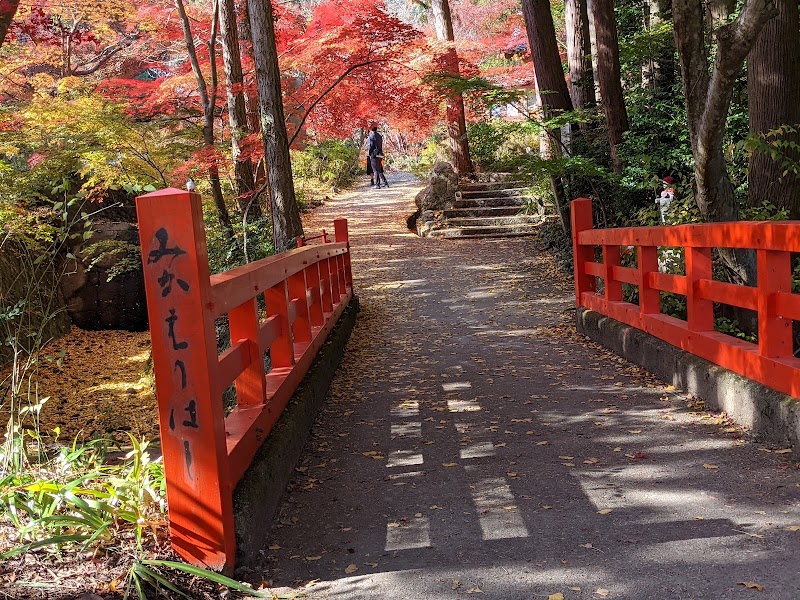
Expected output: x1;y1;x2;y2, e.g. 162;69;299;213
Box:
175;0;237;244
247;0;304;252
521;0;574;116
565;0;596;111
643;0;674;95
747;0;800;217
219;0;261;221
522;0;573;233
430;0;474;175
591;0;629;172
674;0;775;224
674;0;775;285
0;0;20;49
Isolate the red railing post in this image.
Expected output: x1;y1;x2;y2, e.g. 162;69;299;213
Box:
603;245;623;301
319;255;333;314
288;270;312;344
638;246;660;314
571;198;596;306
229;298;267;406
265;282;295;367
136;188;235;572
305;262;324;327
757;249;792;358
685;247;714;331
334;218;352;289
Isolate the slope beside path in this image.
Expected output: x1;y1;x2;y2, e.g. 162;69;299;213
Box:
251;173;800;600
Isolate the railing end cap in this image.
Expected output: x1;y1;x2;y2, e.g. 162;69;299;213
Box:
137;187;195;200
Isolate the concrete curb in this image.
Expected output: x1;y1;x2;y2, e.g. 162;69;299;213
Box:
233;296;360;568
576;307;800;448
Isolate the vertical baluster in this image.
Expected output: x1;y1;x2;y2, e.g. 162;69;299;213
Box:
603;245;623;301
757;249;792;358
686;247;713;331
229;298;267;405
638;246;660;314
265;282;294;366
570;198;596;305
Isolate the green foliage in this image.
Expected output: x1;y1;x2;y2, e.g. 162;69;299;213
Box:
83;239;142;282
292;139;360;190
466;120;540;172
1;434;165;559
0;83;182;207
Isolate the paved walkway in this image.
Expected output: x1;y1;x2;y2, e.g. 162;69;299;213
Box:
254;174;800;599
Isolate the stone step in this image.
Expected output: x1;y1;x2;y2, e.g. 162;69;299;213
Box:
458;180;526;192
459;187;530;199
442;206;523;218
445;215;542;228
454;196;528;208
428;223;542;238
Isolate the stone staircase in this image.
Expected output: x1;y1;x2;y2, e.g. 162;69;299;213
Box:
428;179;547;239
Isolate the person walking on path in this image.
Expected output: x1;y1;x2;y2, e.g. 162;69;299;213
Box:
367;126;389;188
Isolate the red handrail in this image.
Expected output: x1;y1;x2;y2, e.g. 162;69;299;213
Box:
136;188;353;571
571;197;799;397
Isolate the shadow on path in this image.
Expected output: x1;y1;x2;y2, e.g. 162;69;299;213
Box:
248;174;800;600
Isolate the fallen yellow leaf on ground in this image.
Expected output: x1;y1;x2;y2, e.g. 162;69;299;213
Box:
703;463;719;469
595;588;610;597
597;508;613;515
548;594;565;600
345;564;358;574
737;581;765;591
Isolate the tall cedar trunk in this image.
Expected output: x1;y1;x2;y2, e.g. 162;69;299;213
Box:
591;0;629;172
747;0;800;217
238;6;262;135
247;0;304;252
175;0;236;244
586;0;601;102
430;0;474;175
0;0;19;49
522;0;573;233
219;0;261;221
673;0;774;285
643;0;674;95
565;0;596;111
521;0;574;116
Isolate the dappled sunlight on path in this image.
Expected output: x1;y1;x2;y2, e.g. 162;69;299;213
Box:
250;173;800;600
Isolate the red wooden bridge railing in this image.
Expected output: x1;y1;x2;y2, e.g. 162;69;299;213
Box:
136;188;353;571
571;197;800;399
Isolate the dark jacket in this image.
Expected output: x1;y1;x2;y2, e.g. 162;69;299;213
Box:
367;131;383;158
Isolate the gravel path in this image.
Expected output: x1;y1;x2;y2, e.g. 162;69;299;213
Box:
251;173;800;600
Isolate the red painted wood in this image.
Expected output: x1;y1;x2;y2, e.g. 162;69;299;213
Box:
648;272;687;296
603;245;623;301
571;198;596;304
229;298;268;407
686;247;713;331
696;279;758;311
578;220;800;252
288;272;312;344
136;188;354;572
758;250;792;358
571;198;800;400
585;262;603;277
136;189;235;571
638;246;660;314
610;265;638;286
